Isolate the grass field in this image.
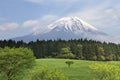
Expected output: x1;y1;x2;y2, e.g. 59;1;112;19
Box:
1;59;120;80
33;59;120;80
34;59;95;80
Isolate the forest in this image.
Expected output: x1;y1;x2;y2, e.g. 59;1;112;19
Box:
0;39;120;61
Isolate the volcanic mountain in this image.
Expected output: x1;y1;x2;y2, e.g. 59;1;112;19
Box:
13;17;110;42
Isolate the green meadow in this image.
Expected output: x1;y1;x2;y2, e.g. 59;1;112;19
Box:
23;59;120;80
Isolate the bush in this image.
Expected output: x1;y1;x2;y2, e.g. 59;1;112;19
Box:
32;67;67;80
90;63;120;80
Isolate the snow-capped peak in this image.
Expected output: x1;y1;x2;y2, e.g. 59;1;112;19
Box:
13;16;112;43
48;17;98;33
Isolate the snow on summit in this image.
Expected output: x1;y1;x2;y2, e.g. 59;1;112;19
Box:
48;17;98;33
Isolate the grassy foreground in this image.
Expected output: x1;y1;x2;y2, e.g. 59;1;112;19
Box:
1;59;120;80
35;59;94;80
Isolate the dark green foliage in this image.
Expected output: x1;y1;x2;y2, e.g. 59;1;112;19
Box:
0;39;120;61
71;44;83;59
65;61;74;68
0;47;35;80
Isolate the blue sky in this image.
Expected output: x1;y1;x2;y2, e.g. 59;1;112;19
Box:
0;0;120;39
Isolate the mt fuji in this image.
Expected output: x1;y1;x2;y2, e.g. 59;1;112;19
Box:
13;17;112;42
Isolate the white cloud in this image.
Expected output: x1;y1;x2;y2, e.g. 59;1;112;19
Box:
0;23;19;31
22;15;59;34
23;20;40;28
0;17;53;34
105;9;120;21
68;1;120;30
33;15;59;34
40;15;59;24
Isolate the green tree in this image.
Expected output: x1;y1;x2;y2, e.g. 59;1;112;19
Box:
97;47;105;61
74;44;83;59
65;61;74;68
0;47;35;80
32;67;67;80
57;47;75;59
90;63;120;80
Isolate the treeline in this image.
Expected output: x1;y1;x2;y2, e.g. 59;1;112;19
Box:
0;39;120;61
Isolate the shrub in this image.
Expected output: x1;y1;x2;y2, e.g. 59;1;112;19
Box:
32;67;67;80
90;63;120;80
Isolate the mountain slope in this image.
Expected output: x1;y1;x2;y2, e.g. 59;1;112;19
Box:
13;17;110;42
